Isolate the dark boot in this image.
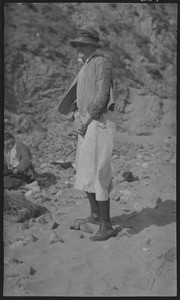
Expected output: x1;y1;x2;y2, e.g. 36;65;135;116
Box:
75;193;101;225
90;199;115;241
90;220;116;241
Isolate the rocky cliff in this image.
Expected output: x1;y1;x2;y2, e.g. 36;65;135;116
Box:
4;3;177;136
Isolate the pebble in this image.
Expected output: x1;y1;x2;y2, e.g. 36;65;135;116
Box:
142;247;150;252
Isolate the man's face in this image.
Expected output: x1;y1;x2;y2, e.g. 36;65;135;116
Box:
76;43;95;61
5;139;15;151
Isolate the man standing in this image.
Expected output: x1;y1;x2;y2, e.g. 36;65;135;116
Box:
58;26;117;241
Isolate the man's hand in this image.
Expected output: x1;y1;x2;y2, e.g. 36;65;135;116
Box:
74;112;87;137
12;168;19;174
76;118;87;137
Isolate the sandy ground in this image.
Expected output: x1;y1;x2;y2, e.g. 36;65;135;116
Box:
3;131;176;296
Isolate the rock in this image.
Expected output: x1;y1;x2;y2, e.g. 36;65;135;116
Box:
21;218;36;229
25;181;39;189
24;233;38;242
79;223;93;234
141;162;149;168
113;174;124;185
150;197;162;206
16;235;26;241
135;162;141;167
49;231;64;244
64;180;73;188
114;195;120;202
117;228;132;238
53;190;63;200
137;154;144;160
40;163;48;168
9;240;27;249
4;257;23;266
51;221;60;230
119;190;132;196
21;220;30;230
62;230;85;243
4;257;11;265
163;247;176;262
16;117;31;133
145;238;151;245
31;186;41;193
142;247;150;252
111;190;121;201
37;215;49;225
122;207;133;213
70;220;93;234
70;221;79;230
121;171;139;182
133;203;143;212
58;207;72;214
29;266;36;276
25;190;33;197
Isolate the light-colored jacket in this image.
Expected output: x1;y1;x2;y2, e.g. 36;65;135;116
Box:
58;52;117;119
5;141;37;179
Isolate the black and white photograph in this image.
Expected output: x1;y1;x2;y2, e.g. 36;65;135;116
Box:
3;1;177;297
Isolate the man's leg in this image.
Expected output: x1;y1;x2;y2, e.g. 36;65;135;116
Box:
4;175;24;190
76;192;100;224
90;198;115;241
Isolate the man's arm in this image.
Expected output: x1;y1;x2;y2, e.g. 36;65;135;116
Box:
86;57;111;120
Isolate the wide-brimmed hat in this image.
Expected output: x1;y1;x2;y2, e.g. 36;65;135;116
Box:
70;26;101;48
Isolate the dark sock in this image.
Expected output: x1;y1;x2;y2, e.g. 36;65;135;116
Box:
86;192;99;215
97;199;111;222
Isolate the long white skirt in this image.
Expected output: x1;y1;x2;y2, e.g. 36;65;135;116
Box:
75;110;116;201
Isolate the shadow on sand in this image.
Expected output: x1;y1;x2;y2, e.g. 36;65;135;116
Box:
111;199;176;235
